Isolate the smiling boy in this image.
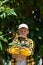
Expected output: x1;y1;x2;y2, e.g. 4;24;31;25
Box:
12;23;35;65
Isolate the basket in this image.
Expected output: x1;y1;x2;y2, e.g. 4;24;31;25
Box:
8;46;31;59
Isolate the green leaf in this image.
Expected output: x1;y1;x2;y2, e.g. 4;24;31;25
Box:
9;41;22;47
0;36;3;40
9;41;19;46
0;0;9;6
0;31;3;35
17;43;21;46
2;0;9;4
2;38;8;43
7;9;17;16
0;36;8;42
0;42;2;50
9;42;15;46
0;6;5;12
0;12;6;19
0;1;3;6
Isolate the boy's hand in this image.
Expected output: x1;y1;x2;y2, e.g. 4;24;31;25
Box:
15;35;27;40
18;35;27;39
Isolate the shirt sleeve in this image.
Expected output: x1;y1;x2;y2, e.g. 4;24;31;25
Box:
25;38;34;56
29;39;34;56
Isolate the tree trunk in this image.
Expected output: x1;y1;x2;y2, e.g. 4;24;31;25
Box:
23;0;31;17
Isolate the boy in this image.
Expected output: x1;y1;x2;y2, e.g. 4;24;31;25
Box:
12;23;35;65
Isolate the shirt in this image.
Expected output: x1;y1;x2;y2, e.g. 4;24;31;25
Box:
11;35;35;65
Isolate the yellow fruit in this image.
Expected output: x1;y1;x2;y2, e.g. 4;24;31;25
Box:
20;49;26;55
9;47;19;54
25;50;31;56
20;48;31;56
9;47;31;56
9;48;16;54
15;47;19;50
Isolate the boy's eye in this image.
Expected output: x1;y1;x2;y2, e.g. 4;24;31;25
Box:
21;31;23;32
21;31;25;33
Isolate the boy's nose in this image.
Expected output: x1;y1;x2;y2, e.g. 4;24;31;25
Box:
22;32;24;34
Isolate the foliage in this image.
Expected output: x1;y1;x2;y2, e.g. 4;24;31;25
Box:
0;0;43;65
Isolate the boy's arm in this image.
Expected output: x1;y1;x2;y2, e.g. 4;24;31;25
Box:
25;38;34;56
29;39;34;56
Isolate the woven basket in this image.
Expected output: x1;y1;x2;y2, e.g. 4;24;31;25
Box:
8;46;31;59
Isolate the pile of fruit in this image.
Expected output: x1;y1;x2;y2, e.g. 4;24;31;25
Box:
8;46;31;57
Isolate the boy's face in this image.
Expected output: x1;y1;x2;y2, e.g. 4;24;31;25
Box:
18;27;29;37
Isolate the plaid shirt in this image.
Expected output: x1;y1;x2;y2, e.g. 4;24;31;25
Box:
11;37;35;65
